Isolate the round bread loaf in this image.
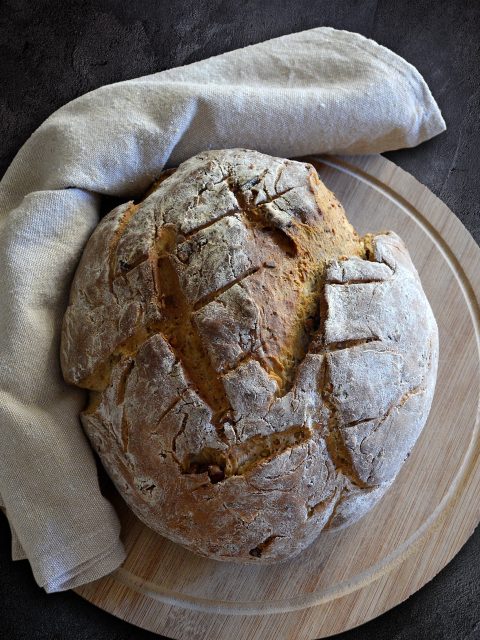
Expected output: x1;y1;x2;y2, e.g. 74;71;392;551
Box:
61;149;438;563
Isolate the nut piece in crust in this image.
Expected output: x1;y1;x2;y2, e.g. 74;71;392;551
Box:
61;149;438;563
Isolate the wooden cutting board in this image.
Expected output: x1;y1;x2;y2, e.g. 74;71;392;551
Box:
74;154;480;640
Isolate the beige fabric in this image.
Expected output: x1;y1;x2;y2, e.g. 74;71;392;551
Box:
0;27;445;593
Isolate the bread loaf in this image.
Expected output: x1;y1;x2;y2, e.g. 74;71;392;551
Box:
61;149;438;563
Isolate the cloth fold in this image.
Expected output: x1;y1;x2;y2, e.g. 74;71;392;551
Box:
0;26;445;593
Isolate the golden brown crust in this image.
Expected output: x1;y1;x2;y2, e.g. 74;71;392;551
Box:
61;149;438;562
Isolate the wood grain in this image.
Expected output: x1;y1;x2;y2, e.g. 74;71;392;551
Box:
74;154;480;639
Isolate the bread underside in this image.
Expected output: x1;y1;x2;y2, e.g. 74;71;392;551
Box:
61;149;438;563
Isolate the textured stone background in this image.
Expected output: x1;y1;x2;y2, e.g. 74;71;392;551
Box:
1;0;479;638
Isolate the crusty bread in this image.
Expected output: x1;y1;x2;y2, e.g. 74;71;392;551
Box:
61;149;438;563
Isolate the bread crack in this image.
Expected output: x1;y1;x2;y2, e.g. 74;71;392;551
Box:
172;413;188;455
329;277;390;286
306;488;339;519
270;271;325;397
264;186;296;203
79;323;159;392
152;226;233;438
117;254;150;275
249;535;284;558
226;172;299;258
238;167;269;191
220;350;269;378
184;424;312;483
192;266;261;312
107;202;139;301
321;337;382;353
183;211;238;238
150;395;183;434
116;360;135;406
195;173;230;199
361;383;427;453
273;161;287;193
362;384;427;483
321;357;373;490
342;416;379;429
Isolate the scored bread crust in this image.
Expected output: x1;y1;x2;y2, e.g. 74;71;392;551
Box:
61;149;438;563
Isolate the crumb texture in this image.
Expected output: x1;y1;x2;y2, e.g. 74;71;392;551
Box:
61;149;438;562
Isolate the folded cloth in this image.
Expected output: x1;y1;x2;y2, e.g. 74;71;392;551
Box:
0;26;445;593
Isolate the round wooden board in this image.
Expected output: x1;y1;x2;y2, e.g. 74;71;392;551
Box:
74;154;480;640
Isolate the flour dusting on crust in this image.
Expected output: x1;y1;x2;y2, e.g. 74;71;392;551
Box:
61;149;438;563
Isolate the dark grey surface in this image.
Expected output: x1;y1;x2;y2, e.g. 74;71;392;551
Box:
1;1;479;638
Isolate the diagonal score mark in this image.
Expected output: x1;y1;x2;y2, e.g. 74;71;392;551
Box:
192;266;261;312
